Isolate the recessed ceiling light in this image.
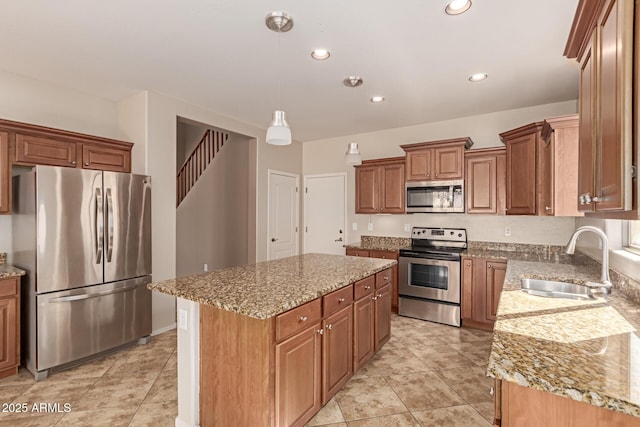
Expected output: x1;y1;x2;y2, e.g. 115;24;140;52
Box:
468;73;487;82
445;0;472;15
370;96;385;103
311;49;330;60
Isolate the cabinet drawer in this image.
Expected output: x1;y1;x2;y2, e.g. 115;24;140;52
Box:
354;275;375;300
346;248;370;257
0;278;18;297
323;285;353;317
375;268;393;289
15;134;77;167
369;250;397;260
276;298;322;342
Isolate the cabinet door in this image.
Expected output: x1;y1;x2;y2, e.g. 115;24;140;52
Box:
466;155;497;214
405;150;431;181
595;0;634;212
355;166;379;213
461;257;474;320
276;323;322;427
0;296;17;372
82;144;131;173
578;32;597;213
374;283;391;351
380;163;405;213
433;145;463;180
14;134;78;167
353;296;375;371
506;133;537;215
322;306;353;404
0;132;9;214
486;261;507;322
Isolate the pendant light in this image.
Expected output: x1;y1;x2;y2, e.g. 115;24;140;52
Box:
343;76;364;165
265;12;293;146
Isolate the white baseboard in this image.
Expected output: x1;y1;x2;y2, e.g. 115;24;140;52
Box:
175;416;199;427
152;323;177;336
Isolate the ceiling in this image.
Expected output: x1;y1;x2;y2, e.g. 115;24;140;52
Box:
0;0;580;141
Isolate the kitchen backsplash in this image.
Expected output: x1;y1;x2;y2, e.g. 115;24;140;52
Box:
0;253;5;265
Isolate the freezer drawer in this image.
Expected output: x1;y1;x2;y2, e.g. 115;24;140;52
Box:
36;276;151;371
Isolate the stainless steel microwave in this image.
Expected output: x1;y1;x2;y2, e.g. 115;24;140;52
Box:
405;180;464;213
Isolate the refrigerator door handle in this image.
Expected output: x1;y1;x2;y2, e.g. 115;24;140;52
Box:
106;188;114;263
95;187;103;264
47;282;148;303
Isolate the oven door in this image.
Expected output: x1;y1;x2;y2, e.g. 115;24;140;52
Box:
399;255;460;304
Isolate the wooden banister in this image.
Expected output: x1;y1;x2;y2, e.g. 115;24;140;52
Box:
176;129;229;206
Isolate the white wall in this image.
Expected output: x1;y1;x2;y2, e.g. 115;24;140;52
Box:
0;70;120;262
303;100;579;246
176;135;250;276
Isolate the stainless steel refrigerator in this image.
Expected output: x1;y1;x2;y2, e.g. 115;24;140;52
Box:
12;166;152;380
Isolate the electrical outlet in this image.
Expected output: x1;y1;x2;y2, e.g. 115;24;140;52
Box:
504;227;511;237
352;222;358;231
204;263;208;272
404;224;411;232
367;222;374;231
178;309;188;331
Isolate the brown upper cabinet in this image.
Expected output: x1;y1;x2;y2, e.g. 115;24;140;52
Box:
500;123;542;215
401;138;473;182
540;115;583;217
465;147;506;215
0;118;134;214
355;157;405;214
565;0;635;215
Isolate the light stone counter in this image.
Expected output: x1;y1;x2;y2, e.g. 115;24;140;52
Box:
0;252;25;279
487;259;640;418
148;253;396;319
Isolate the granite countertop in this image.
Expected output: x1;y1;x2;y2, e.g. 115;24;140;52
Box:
0;253;26;279
487;259;640;418
148;253;396;320
346;236;411;252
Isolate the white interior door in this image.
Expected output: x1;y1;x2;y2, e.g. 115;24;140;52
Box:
304;174;347;255
268;170;299;260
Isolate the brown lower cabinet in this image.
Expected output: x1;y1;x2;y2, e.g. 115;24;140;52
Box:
200;270;392;427
346;247;399;313
461;257;506;331
0;277;20;379
495;380;640;426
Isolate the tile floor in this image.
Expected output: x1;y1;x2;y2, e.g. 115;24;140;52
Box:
0;315;494;427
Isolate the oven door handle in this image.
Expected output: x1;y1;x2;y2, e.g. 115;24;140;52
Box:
400;252;460;262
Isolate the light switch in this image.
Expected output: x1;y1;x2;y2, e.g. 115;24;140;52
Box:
352;222;358;231
504;227;511;237
404;224;411;232
367;222;374;231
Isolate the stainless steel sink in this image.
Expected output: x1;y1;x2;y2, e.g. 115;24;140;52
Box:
520;278;595;300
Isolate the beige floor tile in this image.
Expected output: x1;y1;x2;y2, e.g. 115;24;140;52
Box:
144;371;177;404
0;413;64;426
48;353;121;381
13;377;97;407
413;349;476;370
347;412;420;426
0;369;35;387
412;404;491;427
306;397;344;426
57;405;137;426
0;384;32;402
162;352;177;372
460;348;491;367
306;424;347;427
335;376;408;421
104;349;172;377
433;366;494;404
385;371;465;411
471;401;495;423
128;401;177;427
73;371;159;411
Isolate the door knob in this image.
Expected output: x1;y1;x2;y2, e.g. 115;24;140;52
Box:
335;237;343;242
271;238;278;242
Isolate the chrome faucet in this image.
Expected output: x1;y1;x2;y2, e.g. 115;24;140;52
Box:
565;226;612;294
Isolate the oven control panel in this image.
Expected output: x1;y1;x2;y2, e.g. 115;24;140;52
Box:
411;227;467;243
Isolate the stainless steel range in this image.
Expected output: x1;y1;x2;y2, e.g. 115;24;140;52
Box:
398;227;467;327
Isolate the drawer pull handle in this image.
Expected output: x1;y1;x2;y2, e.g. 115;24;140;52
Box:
372;296;378;301
299;316;308;322
383;276;390;280
364;286;371;290
327;324;332;330
489;386;495;396
378;293;382;298
338;298;345;303
317;329;324;335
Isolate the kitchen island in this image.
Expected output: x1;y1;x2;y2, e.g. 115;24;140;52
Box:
149;253;396;427
488;258;640;426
